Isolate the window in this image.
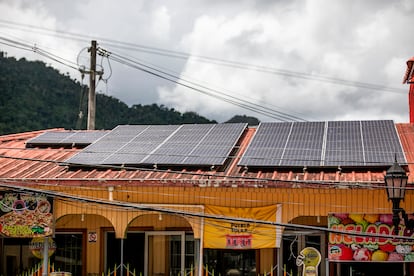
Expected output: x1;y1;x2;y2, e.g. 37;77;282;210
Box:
51;233;83;276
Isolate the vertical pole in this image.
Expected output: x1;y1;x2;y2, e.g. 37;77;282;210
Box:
409;83;414;124
120;238;124;276
42;237;49;276
325;258;329;276
194;239;200;276
87;40;97;130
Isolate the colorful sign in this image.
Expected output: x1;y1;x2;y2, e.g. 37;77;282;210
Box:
29;237;57;258
296;247;321;276
328;213;414;262
203;205;280;249
0;192;54;237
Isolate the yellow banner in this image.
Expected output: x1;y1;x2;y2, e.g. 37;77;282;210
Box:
204;205;280;249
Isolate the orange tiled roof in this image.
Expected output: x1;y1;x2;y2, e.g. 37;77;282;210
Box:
2;123;412;187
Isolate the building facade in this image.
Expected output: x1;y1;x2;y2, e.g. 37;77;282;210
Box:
0;121;413;276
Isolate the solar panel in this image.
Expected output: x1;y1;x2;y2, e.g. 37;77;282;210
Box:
324;121;364;166
142;124;212;164
361;120;406;166
280;122;325;166
181;123;247;165
66;123;247;167
26;131;108;148
238;122;292;166
67;125;180;165
238;120;406;168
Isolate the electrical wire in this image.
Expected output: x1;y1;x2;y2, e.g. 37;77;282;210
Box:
102;48;311;121
105;49;305;122
0;19;406;94
1;153;412;190
0;180;412;240
0;36;79;71
0;34;306;121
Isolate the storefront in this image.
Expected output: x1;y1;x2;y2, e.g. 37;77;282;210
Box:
328;213;414;276
0;121;414;275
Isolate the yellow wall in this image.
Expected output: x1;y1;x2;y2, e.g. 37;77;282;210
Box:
47;184;412;275
52;185;411;227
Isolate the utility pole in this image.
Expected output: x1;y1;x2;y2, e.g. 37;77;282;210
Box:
87;40;97;130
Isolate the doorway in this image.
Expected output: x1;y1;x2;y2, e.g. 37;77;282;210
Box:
145;231;185;276
105;232;145;274
281;231;326;276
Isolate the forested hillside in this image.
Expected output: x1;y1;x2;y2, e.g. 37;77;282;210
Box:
0;55;216;135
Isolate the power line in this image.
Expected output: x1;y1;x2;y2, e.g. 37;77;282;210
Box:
0;180;412;240
0;35;307;121
0;36;79;71
0;19;406;94
107;49;312;121
105;49;306;121
0;153;405;189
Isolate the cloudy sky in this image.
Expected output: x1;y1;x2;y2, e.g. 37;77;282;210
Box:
0;0;413;123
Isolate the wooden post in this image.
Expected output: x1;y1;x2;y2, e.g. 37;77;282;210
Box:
87;40;97;130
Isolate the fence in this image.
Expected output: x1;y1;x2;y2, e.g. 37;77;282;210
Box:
20;263;296;276
18;262;55;276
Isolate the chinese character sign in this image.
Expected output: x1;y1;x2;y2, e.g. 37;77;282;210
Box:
328;213;414;262
0;192;54;238
204;205;280;249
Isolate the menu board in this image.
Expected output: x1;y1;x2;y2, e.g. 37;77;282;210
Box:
0;191;54;237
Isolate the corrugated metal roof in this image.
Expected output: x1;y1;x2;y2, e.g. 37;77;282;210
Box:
2;123;411;187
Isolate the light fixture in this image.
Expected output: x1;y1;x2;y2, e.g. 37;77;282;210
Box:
384;160;414;235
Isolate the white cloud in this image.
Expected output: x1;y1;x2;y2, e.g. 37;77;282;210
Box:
1;0;413;123
149;6;171;41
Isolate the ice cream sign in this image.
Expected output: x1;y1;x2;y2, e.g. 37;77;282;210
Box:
328;213;414;262
0;192;54;238
296;247;321;276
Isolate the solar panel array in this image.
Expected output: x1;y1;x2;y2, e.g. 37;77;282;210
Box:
66;123;247;166
26;131;108;148
238;120;406;168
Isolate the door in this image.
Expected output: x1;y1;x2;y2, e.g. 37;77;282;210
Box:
281;231;325;276
145;231;185;276
105;231;145;275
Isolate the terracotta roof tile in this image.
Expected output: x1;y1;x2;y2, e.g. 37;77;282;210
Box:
0;125;411;186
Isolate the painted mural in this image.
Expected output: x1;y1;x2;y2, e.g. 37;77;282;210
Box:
0;191;53;237
328;213;414;262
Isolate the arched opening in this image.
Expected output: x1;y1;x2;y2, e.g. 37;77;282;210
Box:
104;212;196;276
55;213;114;275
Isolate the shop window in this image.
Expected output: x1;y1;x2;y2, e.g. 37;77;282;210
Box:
170;233;195;275
281;232;325;276
105;232;145;274
335;262;405;275
203;249;256;276
0;237;35;275
51;232;83;276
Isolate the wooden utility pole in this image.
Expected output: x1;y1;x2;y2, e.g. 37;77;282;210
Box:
87;40;97;130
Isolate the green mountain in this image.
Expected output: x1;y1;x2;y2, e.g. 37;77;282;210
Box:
226;115;260;126
0;55;217;135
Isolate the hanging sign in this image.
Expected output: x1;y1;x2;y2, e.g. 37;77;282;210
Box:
0;191;54;237
328;213;414;262
203;205;280;249
296;247;321;276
